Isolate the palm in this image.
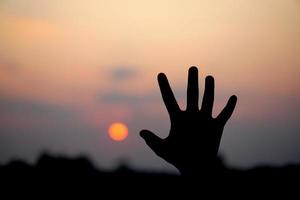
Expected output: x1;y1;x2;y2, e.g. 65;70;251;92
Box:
140;67;237;175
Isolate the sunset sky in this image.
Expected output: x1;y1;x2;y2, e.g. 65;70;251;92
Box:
0;0;299;172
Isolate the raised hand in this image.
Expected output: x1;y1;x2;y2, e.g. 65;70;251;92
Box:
140;66;237;176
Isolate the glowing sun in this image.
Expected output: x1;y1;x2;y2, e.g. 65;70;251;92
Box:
108;122;128;141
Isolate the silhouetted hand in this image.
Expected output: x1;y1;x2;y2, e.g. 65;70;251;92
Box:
140;66;237;176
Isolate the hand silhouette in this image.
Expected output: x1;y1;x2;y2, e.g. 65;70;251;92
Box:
140;66;237;176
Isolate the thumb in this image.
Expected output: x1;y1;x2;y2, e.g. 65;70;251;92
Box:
140;129;163;156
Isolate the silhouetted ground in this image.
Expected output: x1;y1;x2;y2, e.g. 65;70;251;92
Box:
0;154;299;196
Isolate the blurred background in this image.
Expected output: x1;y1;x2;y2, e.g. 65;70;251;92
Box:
0;0;299;173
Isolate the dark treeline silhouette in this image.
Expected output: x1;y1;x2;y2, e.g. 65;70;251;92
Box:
1;154;299;189
0;153;299;199
0;155;298;199
0;153;179;180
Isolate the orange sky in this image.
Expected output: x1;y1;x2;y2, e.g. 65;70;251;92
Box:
0;0;299;170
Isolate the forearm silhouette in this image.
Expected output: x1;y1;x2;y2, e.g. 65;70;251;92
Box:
140;66;237;176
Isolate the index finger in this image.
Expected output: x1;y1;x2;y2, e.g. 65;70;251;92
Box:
158;73;181;115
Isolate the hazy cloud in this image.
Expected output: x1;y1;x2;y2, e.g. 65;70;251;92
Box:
0;55;20;73
0;96;71;118
0;95;101;165
98;87;187;107
109;67;138;82
98;91;158;105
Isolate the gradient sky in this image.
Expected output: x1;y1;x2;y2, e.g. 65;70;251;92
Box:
0;0;299;172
